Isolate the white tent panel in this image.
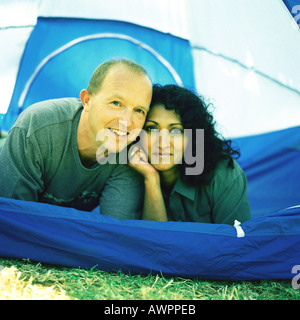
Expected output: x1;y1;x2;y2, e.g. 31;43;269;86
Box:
0;0;38;28
0;27;34;115
193;51;300;138
0;0;38;115
186;0;300;92
187;0;300;137
38;0;190;39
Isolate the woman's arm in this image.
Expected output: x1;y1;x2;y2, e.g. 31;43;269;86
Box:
129;146;168;221
143;174;168;221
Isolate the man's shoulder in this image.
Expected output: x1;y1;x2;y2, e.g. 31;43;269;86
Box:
13;98;82;133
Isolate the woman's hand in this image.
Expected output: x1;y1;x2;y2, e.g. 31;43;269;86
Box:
128;145;167;222
128;145;158;180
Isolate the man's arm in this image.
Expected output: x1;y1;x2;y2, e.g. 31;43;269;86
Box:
0;127;44;201
99;164;144;220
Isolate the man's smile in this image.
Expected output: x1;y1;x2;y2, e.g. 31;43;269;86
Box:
109;128;128;137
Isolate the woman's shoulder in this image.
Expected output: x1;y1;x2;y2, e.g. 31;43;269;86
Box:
211;158;247;187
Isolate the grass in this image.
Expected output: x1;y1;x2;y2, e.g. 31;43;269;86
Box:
1;257;299;300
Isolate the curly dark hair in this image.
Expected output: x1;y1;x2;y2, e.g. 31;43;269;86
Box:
150;84;240;186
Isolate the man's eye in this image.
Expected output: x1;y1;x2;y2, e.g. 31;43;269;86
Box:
112;101;121;106
136;109;146;116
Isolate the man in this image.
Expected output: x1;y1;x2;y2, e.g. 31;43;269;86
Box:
0;59;153;219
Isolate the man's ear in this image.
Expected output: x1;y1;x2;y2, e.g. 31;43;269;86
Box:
80;89;91;111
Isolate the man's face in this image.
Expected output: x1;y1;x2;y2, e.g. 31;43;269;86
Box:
82;64;152;156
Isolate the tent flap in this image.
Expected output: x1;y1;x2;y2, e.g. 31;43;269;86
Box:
0;196;299;280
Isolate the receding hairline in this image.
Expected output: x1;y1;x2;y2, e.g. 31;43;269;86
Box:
87;59;151;95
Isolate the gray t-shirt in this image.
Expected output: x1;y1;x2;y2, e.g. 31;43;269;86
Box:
0;98;143;219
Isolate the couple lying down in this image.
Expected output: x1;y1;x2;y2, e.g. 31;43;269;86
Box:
0;59;250;225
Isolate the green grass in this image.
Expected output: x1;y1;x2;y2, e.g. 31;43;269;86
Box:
0;257;299;300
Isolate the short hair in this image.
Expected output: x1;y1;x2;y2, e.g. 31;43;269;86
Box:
87;59;149;95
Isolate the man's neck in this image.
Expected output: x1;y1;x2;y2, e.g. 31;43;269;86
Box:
77;111;98;168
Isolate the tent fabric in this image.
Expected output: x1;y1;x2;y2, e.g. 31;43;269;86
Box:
283;0;300;16
1;16;195;131
0;197;299;280
234;125;300;217
38;0;190;39
1;0;300;137
0;126;299;280
188;0;300;138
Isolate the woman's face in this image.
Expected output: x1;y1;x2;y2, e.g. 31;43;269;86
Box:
140;103;188;172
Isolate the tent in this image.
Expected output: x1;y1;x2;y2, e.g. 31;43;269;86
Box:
0;0;300;280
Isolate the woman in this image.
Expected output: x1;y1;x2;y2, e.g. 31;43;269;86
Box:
129;84;251;225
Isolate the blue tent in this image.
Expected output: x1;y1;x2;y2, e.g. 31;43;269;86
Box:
0;0;300;280
1;17;195;131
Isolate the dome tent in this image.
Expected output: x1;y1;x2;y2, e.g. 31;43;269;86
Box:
0;0;299;280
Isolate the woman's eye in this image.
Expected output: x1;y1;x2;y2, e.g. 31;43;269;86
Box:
170;128;183;135
145;126;159;132
112;101;121;106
